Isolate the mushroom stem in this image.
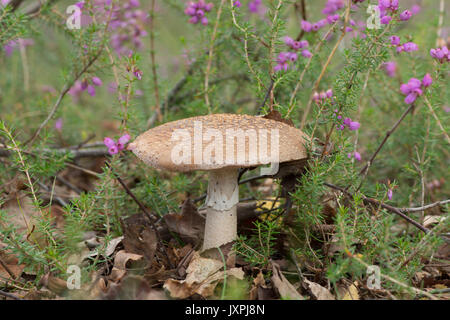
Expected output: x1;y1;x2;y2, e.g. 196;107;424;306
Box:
203;167;239;251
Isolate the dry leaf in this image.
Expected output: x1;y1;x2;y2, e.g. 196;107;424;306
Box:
271;262;303;300
164;199;205;245
304;279;335;300
121;214;157;263
109;250;144;283
164;251;243;299
340;281;359;300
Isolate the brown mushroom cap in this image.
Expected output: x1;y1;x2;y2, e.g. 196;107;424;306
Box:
128;113;309;172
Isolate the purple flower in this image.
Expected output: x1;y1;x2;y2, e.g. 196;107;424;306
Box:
400;78;425;104
390;35;400;46
348;151;361;161
387;189;393;200
384;61;397;78
283;36;294;47
348;121;361;131
411;5;421;15
185;1;213;26
133;69;143;80
380;15;392;25
87;85;96;97
399;10;412;21
248;0;262;13
301;20;313;32
430;46;450;63
91;77;103;86
117;134;131;150
301;49;312;58
104;137;116;149
55;118;63;132
233;1;241;7
322;0;345;15
326;14;340;24
104;135;131;155
378;0;398;12
422;73;433;88
402;42;418;52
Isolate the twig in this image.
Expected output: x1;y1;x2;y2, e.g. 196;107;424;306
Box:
423;95;450;144
105;162;174;269
0;147;108;158
398;199;450;213
0;257;17;280
357;103;415;191
24;47;104;146
24;7;113;146
324;182;431;234
0;290;23;300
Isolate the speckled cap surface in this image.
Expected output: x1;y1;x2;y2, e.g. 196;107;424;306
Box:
128;114;309;172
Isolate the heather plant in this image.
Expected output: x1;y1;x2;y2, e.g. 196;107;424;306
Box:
0;0;448;301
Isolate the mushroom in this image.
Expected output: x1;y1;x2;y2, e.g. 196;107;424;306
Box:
128;114;308;253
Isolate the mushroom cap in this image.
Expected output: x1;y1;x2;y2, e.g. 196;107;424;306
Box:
128;114;309;172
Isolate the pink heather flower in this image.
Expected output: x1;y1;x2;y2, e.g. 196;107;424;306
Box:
400;78;424;104
117;134;131;150
422;74;433;88
3;38;34;57
283;36;294;47
379;0;398;12
326;89;333;98
248;0;262;13
108;145;119;155
326;14;340;24
313;92;320;102
390;35;400;46
399;10;412;21
348;151;361;161
402;42;418;52
430;46;450;63
411;5;421;15
343;117;352;126
133;69;143;80
301;20;313;32
287;52;298;62
91;77;102;86
1;0;11;6
301;50;312;58
104;135;131;155
387;189;393;200
87;85;96;97
384;61;397;78
322;0;345;15
55;118;63;132
348;121;361;131
104;137;116;149
233;1;241;7
185;1;213;25
380;15;392;25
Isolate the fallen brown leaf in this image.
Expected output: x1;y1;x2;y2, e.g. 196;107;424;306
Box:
271;262;303;300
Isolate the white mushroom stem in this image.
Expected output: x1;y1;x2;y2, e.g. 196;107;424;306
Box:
203;167;239;251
